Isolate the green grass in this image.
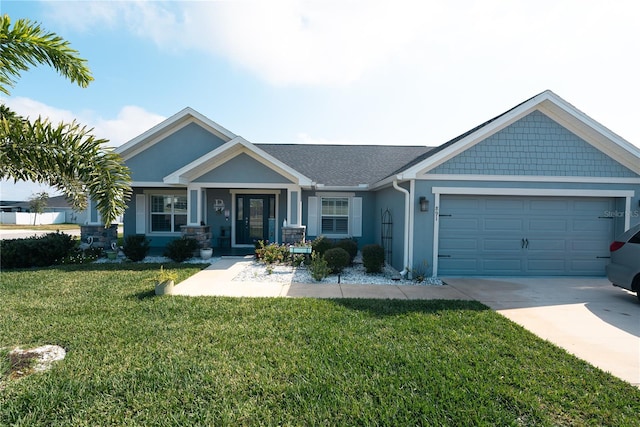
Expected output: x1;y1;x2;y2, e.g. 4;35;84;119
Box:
0;224;80;231
1;265;639;426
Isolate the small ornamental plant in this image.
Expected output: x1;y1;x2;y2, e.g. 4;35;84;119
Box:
309;252;331;281
155;265;177;284
153;266;178;296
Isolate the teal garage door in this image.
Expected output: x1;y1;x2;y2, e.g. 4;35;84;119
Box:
438;195;615;276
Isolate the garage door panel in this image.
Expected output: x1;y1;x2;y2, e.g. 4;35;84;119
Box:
570;259;608;274
529;219;568;232
438;258;478;273
482;258;522;273
483;239;521;250
568;239;610;252
440;238;478;250
572;218;612;232
440;218;479;230
527;258;566;274
438;195;615;276
484;218;522;231
527;239;566;251
485;199;525;211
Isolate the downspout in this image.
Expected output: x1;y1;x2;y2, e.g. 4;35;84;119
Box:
392;179;410;278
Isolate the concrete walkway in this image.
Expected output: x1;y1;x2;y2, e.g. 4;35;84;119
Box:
172;258;640;387
173;257;469;299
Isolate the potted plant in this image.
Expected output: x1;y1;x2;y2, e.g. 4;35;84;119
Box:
154;266;177;295
105;241;119;260
200;247;213;260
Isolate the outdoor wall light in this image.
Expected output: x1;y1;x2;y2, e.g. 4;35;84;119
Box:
419;196;429;212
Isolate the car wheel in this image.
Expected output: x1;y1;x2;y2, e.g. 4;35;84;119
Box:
634;275;640;302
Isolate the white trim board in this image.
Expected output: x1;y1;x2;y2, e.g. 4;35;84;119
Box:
422;174;640;184
431;187;634;197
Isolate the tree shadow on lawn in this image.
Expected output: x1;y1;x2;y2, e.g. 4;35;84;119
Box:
48;262;209;273
330;298;489;317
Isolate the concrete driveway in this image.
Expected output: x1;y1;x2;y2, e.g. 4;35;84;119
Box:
443;277;640;387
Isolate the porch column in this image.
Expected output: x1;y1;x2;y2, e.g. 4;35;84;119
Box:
187;185;203;226
287;187;302;226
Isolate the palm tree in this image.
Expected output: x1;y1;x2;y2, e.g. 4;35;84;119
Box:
0;14;130;226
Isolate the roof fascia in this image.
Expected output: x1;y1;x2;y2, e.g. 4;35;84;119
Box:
115;107;237;160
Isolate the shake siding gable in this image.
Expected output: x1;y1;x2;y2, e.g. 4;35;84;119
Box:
428;111;639;178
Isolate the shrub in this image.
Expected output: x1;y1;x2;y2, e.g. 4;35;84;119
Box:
336;238;358;264
308;252;331;281
0;232;76;269
323;247;350;274
122;235;151;262
362;244;385;273
257;241;289;265
164;237;199;262
311;236;333;257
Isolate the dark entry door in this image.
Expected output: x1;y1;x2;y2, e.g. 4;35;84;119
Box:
235;195;275;245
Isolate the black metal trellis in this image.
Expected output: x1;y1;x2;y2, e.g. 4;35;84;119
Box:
381;208;392;263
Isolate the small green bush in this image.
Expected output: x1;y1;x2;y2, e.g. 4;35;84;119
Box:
122;234;151;262
309;252;331;281
164;237;199;262
311;236;334;257
323;247;350;274
0;232;76;269
362;244;385;273
257;241;289;265
336;238;358;264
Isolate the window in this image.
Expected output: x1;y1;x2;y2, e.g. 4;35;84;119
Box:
150;194;187;233
321;198;349;234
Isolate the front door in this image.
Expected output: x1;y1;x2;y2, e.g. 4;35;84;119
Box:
235;195;276;245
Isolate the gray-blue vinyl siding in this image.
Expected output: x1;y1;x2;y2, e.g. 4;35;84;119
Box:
374;185;409;271
125;122;228;182
429;111;639;178
193;153;293;184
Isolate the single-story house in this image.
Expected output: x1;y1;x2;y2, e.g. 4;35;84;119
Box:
105;90;640;277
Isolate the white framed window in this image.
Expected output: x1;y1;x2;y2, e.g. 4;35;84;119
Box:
150;194;187;233
308;195;362;237
321;197;349;234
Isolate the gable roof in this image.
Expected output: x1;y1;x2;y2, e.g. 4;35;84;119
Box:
388;90;640;182
164;136;314;186
258;144;433;188
116;107;237;160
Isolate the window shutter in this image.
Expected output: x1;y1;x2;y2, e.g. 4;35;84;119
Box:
307;196;318;236
351;197;362;237
135;194;146;234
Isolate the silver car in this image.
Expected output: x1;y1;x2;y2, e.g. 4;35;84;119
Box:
606;223;640;301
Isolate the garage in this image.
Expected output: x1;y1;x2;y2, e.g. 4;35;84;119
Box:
437;195;615;276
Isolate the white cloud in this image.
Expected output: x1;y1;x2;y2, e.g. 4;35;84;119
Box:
2;97;165;146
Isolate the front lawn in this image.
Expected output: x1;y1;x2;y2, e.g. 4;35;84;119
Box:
1;264;638;426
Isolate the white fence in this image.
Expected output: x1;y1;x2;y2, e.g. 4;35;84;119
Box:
0;212;66;225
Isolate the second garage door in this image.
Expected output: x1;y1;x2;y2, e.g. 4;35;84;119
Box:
437;195;615;276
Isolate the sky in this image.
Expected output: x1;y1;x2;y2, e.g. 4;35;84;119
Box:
2;0;640;201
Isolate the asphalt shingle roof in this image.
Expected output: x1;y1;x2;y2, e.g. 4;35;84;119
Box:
257;144;434;187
